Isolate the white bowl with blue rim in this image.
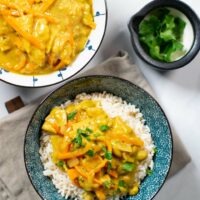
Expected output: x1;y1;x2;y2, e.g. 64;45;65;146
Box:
0;0;107;87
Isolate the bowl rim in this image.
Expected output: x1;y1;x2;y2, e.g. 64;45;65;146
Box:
0;0;108;88
128;0;200;70
24;75;173;200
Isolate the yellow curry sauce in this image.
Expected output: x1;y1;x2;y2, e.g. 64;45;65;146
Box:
0;0;95;75
42;100;148;200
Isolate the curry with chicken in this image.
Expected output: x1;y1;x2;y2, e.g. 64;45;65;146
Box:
0;0;95;75
42;99;149;200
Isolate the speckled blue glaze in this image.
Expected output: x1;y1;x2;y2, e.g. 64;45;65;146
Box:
24;76;172;200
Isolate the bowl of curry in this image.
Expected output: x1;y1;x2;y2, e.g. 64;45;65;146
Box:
24;76;173;200
0;0;107;87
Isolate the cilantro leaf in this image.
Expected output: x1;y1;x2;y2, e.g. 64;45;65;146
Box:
67;111;77;120
56;160;65;167
139;8;186;62
81;132;89;138
151;8;170;20
163;40;184;61
86;150;95;157
105;151;112;160
153;147;158;153
77;129;90;140
139;16;160;35
102;147;112;160
118;180;126;188
72;134;82;147
100;125;110;132
147;169;153;176
103;180;111;189
77;128;85;135
149;45;163;60
86;127;93;133
162;14;175;30
160;29;176;41
122;162;136;172
174;17;186;40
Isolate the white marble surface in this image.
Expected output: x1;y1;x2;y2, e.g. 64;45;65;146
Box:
0;0;200;199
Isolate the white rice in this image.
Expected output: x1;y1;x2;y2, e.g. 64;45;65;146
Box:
39;92;155;199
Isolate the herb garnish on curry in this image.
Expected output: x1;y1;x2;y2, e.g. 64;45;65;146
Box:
42;99;150;200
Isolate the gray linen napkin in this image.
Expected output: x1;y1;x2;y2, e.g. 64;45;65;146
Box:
0;51;191;200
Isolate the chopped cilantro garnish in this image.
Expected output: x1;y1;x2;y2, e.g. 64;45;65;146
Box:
118;180;126;188
86;127;93;133
147;169;153;176
81;132;89;138
105;151;112;160
67;111;77;120
84;135;90;141
102;147;112;160
100;125;110;132
154;147;158;153
56;160;65;167
77;128;86;135
86;150;95;157
103;180;111;189
76;129;90;141
139;8;186;62
72;134;82;147
122;162;136;172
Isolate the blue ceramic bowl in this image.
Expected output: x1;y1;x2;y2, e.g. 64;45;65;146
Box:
24;76;173;200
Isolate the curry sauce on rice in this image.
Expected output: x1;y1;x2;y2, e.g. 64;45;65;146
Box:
39;92;155;200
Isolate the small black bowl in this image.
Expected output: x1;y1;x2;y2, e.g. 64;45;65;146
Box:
128;0;200;70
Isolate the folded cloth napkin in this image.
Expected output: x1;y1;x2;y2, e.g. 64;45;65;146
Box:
0;51;191;200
